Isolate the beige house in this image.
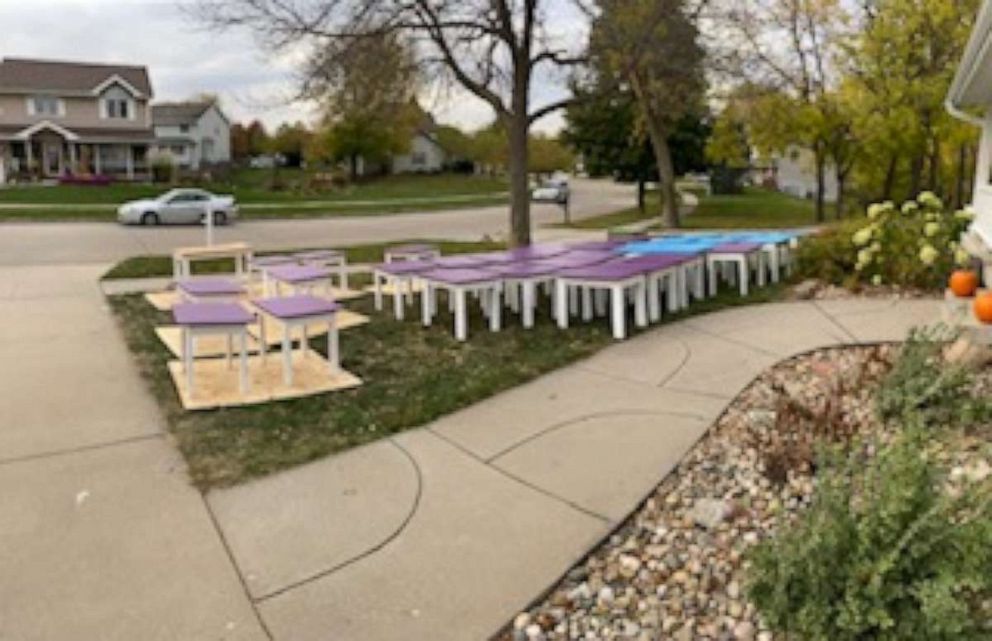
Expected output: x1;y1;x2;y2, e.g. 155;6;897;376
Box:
0;58;155;183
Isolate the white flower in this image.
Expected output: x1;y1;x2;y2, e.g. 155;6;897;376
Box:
918;244;939;265
872;274;883;286
856;248;873;269
924;222;941;238
955;247;972;265
918;191;943;209
902;201;919;215
955;209;976;221
867;203;884;219
852;227;873;246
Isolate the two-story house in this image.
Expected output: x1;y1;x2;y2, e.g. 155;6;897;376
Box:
151;101;231;170
0;57;155;183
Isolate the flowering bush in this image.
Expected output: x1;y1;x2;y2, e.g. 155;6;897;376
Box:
849;192;974;289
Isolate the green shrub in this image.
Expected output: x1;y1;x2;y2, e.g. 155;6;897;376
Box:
747;431;992;641
795;192;974;290
793;218;865;288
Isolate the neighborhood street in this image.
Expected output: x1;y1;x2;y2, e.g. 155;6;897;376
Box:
0;178;635;266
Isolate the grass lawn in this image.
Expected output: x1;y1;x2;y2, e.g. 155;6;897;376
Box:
106;237;786;490
101;239;506;280
0;171;507;221
564;187;818;231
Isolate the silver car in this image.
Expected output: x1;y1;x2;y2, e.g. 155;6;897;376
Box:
117;188;238;226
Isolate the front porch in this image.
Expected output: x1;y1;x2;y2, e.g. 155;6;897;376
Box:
0;140;150;183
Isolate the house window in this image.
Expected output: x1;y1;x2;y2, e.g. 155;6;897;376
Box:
170;145;185;155
105;98;130;119
28;95;63;117
179;124;189;133
100;86;134;120
412;152;426;166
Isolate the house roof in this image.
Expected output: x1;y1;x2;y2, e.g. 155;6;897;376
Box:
152;102;214;127
0;123;154;143
947;0;992;108
0;57;152;97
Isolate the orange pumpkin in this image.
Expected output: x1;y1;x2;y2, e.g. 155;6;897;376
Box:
974;293;992;324
950;270;979;298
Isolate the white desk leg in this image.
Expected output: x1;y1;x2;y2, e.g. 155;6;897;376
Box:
581;286;593;321
647;275;661;322
634;280;648;328
667;271;680;312
454;287;468;341
373;272;383;311
340;264;349;291
768;246;780;283
393;278;405;321
555;279;569;328
568;286;578;316
282;325;292;387
522;280;535;328
183;326;194;397
328;314;339;372
757;253;767;287
258;314;267;362
708;257;718;296
489;286;501;332
739;257;749;296
611;284;626;340
239;329;248;394
421;282;433;326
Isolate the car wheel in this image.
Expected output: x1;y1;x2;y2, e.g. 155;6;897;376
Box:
212;211;228;226
141;212;160;226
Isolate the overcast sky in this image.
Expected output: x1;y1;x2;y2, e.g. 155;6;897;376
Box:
1;0;580;134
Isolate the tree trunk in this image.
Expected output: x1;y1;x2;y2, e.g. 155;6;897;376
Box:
637;178;646;213
882;152;898;201
835;168;847;220
506;112;531;247
645;119;678;228
813;146;826;223
927;138;940;193
349;154;358;182
955;143;967;210
909;153;924;197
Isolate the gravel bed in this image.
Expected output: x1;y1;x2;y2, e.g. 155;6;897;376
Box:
500;346;897;641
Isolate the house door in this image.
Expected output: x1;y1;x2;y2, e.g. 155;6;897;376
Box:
42;142;62;177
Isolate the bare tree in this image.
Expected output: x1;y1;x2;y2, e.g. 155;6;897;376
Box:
191;0;589;246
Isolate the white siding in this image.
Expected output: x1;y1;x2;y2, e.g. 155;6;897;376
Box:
774;145;838;202
392;133;446;173
196;105;231;165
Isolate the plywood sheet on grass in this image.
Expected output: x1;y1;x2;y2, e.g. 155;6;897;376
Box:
145;290;179;311
246;310;370;346
167;351;362;411
245;281;367;302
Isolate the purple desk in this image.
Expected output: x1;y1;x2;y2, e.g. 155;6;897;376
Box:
616;254;691;321
264;264;333;297
493;250;614;328
253;295;341;386
176;278;245;303
372;259;438;320
384;243;441;263
432;254;495;269
419;267;503;341
554;260;651;340
173;302;254;396
706;242;765;296
250;254;296;273
294;249;348;289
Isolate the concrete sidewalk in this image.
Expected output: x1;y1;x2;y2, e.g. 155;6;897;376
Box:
0;260;941;640
208;298;941;641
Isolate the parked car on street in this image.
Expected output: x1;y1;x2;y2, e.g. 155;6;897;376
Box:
117;189;238;226
531;176;570;204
